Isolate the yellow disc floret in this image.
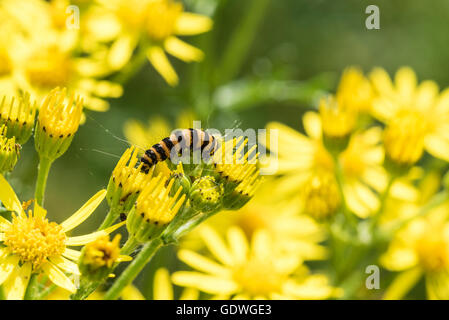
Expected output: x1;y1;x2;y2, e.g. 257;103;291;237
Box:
3;213;66;269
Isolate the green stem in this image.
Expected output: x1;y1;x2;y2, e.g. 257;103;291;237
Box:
215;0;271;86
35;283;58;300
369;176;396;233
99;208;120;230
120;236;141;256
103;238;164;300
0;285;5;300
24;274;39;300
35;156;53;206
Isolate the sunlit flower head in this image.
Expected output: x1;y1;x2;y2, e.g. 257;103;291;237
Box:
106;146;156;215
126;173;186;243
97;0;212;86
35;87;82;160
172;225;340;299
81;234;131;270
336;66;373;114
370;66;449;166
382;202;449;300
0;175;124;299
0;93;36;144
319;96;357;140
265;112;415;218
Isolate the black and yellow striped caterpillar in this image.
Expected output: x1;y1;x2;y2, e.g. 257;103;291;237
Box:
141;128;218;173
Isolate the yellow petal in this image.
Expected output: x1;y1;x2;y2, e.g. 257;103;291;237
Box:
180;288;199;300
424;134;449;162
164;37;204;62
175;12;213;35
65;221;125;246
227;227;248;265
108;34;136;70
199;225;233;266
121;285;145;300
62;248;81;261
153;268;173;300
0;216;11;231
302;112;322;140
0;255;19;286
42;262;77;293
49;256;80;275
384;267;422;300
178;249;230;276
172;271;238;295
0;174;23;217
395;67;417;101
60;190;107;232
146;46;179;86
4;262;31;300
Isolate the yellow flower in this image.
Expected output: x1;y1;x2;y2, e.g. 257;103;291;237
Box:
35;87;82;161
153;268;198;300
319;96;357;140
1;0;122;112
381;201;449;299
172;225;340;299
0;93;36;145
126;172;186;244
336;66;373;114
266;113;416;218
186;179;328;261
97;0;213;86
0;175;124;299
370;66;449;165
106;146;156;217
0;125;19;173
81;234;131;270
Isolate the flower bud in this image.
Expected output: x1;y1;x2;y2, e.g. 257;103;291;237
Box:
126;174;186;244
0;93;36;145
106;146;155;218
79;234;131;281
190;176;224;214
0;125;19;173
167;163;191;199
34;87;83;161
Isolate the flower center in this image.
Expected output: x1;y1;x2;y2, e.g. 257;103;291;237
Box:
4;215;66;268
384;110;430;166
302;171;340;220
25;46;72;89
233;258;284;296
145;0;183;42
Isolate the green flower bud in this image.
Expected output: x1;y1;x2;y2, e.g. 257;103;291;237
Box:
34;88;82;161
126;175;185;244
0;126;19;173
0;93;36;145
189;176;224;214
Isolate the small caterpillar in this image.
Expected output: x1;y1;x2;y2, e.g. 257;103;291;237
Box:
141;128;218;173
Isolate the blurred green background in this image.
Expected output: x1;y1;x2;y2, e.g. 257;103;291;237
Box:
9;0;449;297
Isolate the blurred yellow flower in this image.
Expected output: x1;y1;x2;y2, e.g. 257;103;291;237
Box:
188;179;328;261
370;66;449;165
0;175;124;299
382;201;449;299
172;225;340;299
95;0;212;86
336;67;374;114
